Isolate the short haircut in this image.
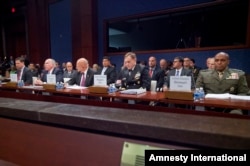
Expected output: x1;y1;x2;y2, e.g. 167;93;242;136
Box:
103;56;110;61
174;56;184;63
15;57;25;63
124;52;136;60
190;58;195;63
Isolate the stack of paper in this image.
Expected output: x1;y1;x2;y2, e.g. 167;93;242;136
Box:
120;88;146;95
205;93;250;100
66;85;87;90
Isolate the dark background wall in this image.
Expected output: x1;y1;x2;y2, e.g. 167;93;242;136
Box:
97;0;250;72
0;0;249;73
49;0;72;63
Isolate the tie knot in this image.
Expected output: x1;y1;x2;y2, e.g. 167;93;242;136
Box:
218;72;223;78
176;70;180;76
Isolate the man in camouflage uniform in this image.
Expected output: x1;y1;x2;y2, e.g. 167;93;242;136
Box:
196;52;249;95
196;52;249;114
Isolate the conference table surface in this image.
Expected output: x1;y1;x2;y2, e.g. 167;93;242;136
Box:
0;84;250;114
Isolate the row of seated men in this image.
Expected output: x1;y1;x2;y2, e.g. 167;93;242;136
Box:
11;51;249;94
10;51;249;114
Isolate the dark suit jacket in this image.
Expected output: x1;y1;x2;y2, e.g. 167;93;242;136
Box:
40;68;63;83
164;68;195;89
96;66;117;85
19;67;33;85
145;66;163;89
63;70;77;79
117;64;150;90
67;68;95;87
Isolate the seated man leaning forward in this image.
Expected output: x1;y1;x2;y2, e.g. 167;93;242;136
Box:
66;58;95;87
35;58;63;84
196;52;250;114
116;52;150;90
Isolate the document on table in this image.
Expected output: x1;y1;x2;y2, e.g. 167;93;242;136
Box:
23;85;43;89
205;93;250;100
66;85;88;90
120;88;146;95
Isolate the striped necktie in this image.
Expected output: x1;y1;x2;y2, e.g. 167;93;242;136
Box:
80;72;85;86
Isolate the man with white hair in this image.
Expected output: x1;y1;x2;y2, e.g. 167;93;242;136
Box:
67;58;95;87
35;58;63;84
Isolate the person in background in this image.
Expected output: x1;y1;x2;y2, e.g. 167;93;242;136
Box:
157;59;171;90
196;52;249;114
63;62;77;79
159;59;170;74
92;63;100;72
183;57;201;81
67;58;95;87
15;56;33;85
61;62;66;71
206;57;215;69
96;56;117;85
28;62;39;77
116;52;150;90
146;56;162;90
35;58;63;84
5;65;17;78
189;58;201;81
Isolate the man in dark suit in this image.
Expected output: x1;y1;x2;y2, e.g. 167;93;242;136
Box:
15;56;33;85
116;52;150;90
67;58;95;87
63;62;77;79
35;58;63;84
163;56;195;91
146;56;162;91
96;56;117;85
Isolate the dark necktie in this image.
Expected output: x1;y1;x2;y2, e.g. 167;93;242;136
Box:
17;70;21;80
149;68;153;78
128;70;132;76
80;72;85;86
176;70;179;76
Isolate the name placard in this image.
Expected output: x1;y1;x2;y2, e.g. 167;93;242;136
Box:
47;74;56;84
94;75;107;86
10;74;18;82
170;76;191;91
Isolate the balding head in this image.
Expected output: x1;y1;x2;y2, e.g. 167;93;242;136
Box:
76;58;89;73
214;52;230;72
159;59;167;70
44;58;56;71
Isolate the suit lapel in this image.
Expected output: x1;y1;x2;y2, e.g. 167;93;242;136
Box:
85;69;90;86
104;67;110;75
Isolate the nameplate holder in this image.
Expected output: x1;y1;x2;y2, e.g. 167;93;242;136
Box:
88;85;108;94
165;90;193;100
3;82;17;88
43;84;56;90
169;76;191;91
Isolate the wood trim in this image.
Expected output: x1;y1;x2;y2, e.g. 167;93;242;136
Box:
71;0;98;66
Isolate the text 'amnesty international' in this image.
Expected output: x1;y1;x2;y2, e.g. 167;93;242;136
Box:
145;150;249;166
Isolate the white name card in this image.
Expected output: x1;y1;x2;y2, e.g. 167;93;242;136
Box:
94;75;107;86
170;76;191;91
47;74;56;84
10;74;18;82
